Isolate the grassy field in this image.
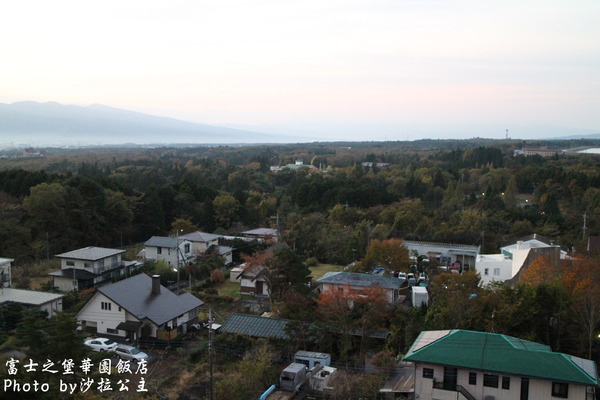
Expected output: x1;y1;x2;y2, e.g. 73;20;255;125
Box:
213;279;242;298
309;263;344;281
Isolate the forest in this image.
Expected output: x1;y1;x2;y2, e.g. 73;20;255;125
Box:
1;139;599;264
2;139;600;399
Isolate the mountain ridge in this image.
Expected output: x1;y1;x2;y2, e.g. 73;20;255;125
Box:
0;101;309;146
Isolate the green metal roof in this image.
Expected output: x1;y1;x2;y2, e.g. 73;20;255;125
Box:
220;313;290;339
403;330;599;386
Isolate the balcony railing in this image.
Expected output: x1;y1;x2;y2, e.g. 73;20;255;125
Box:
432;382;477;400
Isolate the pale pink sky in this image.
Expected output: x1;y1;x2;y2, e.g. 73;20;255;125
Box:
1;0;599;140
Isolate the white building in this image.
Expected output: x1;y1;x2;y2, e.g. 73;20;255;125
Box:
0;288;65;317
404;329;598;400
403;240;480;270
77;274;203;342
143;236;194;267
476;235;565;286
49;247;132;291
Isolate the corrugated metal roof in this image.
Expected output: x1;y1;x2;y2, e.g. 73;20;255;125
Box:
317;272;401;290
220;313;290;339
403;330;599;385
94;274;203;325
55;246;125;261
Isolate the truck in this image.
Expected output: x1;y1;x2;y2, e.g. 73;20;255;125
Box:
412;286;429;307
260;362;315;400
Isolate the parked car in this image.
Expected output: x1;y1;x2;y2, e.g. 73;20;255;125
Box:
407;273;417;287
84;337;118;352
398;272;407;281
114;344;149;362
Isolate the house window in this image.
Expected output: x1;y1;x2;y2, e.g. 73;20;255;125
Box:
422;368;434;379
66;261;75;266
552;382;568;398
107;328;118;334
494;268;501;276
484;268;489;275
101;302;111;311
502;376;510;389
469;372;477;385
157;247;162;255
184;243;190;253
483;374;499;388
84;262;92;269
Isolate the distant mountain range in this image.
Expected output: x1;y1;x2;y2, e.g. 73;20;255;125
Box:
0;101;311;147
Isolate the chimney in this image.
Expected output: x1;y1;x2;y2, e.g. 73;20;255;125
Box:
516;241;523;250
152;275;160;295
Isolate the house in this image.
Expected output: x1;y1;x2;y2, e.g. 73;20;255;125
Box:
0;288;65;317
316;272;402;305
77;274;203;342
0;258;14;288
237;263;270;296
476;234;565;286
403;329;599;400
49;246;135;291
179;231;222;255
403;240;480;271
143;236;194;267
205;244;234;265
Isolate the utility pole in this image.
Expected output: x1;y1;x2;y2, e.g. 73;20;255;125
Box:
176;230;180;295
583;212;588;240
208;308;215;400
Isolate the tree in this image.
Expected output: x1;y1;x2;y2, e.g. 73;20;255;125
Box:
362;238;410;272
171;218;197;235
213;193;240;229
264;247;312;300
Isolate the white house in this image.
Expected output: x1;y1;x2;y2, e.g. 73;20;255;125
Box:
404;329;598;400
49;247;132;291
476;234;565;286
143;236;194;267
237;263;270;296
0;258;14;288
179;231;221;254
77;274;204;342
0;288;65;317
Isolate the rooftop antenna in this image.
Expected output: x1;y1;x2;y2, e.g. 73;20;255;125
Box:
506;129;509;139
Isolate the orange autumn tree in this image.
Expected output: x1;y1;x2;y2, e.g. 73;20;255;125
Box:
520;255;600;358
362;238;410;272
561;257;600;358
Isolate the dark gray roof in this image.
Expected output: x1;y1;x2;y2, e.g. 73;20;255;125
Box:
144;236;186;248
220;313;290;339
55;246;125;261
317;272;401;290
180;231;222;243
95;274;203;325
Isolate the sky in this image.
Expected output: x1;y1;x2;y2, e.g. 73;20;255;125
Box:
1;0;600;141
